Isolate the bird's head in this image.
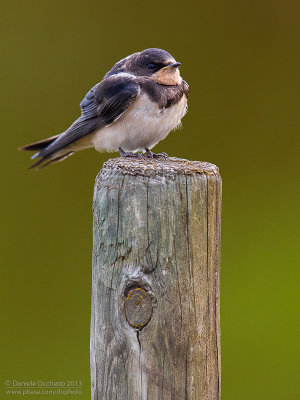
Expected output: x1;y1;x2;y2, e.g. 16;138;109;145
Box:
107;48;182;86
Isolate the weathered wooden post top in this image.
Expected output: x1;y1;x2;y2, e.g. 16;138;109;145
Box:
91;156;222;400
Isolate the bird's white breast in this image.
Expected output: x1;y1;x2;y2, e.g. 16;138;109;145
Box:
92;92;188;153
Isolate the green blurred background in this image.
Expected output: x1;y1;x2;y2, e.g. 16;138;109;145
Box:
1;0;299;399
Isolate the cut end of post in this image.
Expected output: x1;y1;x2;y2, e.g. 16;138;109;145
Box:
99;156;219;178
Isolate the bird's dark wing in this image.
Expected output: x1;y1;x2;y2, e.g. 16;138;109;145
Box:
35;75;140;159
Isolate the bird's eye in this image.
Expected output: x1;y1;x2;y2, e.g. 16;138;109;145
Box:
147;63;155;69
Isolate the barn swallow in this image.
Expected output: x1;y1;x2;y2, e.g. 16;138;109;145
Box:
19;48;189;169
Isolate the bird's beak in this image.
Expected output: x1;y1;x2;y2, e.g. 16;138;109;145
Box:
162;62;181;70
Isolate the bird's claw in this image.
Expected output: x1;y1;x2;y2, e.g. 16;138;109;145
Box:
119;147;169;160
145;149;168;159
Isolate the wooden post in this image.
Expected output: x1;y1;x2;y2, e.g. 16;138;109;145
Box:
91;157;222;400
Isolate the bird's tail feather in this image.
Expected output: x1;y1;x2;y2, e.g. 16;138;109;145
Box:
28;151;74;170
19;134;75;169
18;134;60;153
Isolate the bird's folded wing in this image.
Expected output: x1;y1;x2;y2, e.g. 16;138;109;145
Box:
36;75;140;158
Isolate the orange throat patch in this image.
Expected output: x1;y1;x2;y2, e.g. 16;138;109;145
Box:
150;68;182;86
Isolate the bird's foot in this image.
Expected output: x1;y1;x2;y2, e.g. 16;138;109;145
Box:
119;147;142;158
145;148;168;159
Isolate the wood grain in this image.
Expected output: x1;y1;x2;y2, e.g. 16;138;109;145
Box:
91;156;222;400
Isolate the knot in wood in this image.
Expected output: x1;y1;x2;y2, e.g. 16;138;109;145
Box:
124;288;152;329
